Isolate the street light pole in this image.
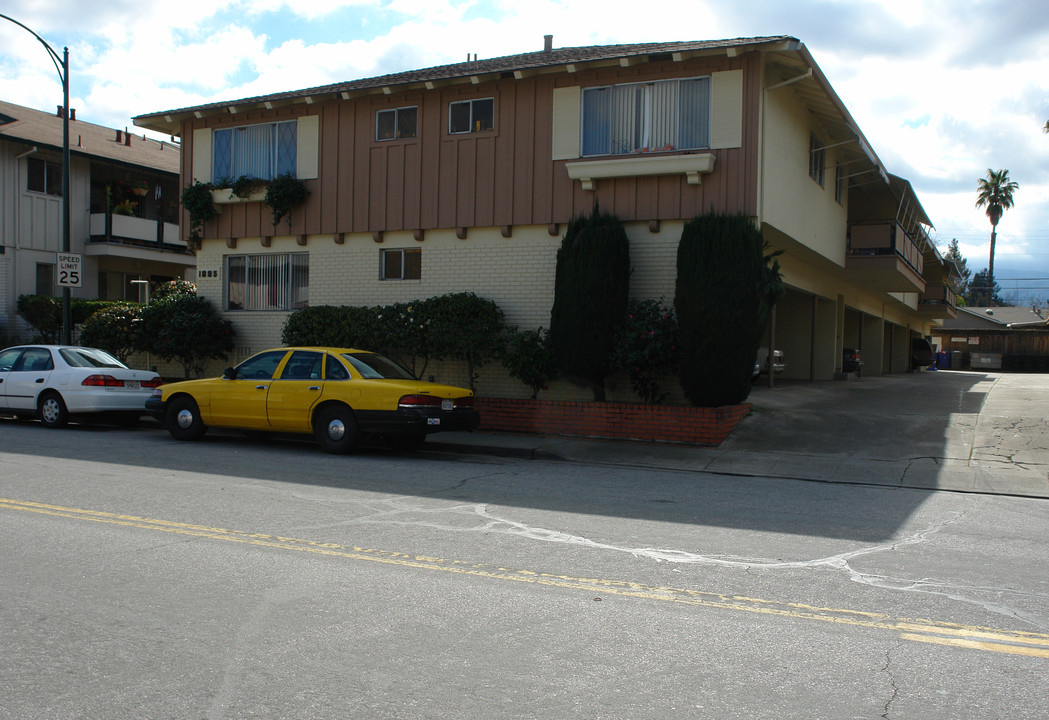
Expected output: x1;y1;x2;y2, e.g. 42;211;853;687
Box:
0;14;72;344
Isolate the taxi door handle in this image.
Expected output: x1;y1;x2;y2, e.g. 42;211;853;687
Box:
308;386;320;391
255;385;268;390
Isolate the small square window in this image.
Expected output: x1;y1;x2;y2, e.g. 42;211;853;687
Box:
449;98;494;134
27;157;62;196
381;248;421;280
377;106;418;141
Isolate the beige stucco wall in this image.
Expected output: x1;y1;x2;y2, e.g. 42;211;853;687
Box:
759;85;848;266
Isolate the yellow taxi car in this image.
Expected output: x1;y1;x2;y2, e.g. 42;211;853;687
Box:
145;347;480;453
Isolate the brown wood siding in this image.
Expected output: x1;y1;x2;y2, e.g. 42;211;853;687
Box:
183;53;761;243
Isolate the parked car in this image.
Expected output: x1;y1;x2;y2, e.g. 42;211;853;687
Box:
756;347;786;375
0;345;162;427
911;338;934;370
145;347;481;454
842;348;864;373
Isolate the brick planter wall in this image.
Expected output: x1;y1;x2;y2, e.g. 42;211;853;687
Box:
475;398;751;446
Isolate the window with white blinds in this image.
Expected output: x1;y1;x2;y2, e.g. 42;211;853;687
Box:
226;253;308;311
581;77;710;157
213;121;297;183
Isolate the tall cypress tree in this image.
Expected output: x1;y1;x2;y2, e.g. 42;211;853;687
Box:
675;212;770;407
549;208;630;401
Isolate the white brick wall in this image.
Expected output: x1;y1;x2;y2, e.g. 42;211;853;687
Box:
191;221;687;397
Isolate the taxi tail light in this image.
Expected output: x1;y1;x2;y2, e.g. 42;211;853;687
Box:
453;396;475;409
81;374;124;387
399;394;443;409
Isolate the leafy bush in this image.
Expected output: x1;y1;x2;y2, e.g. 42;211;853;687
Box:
422;292;504;390
138;294;234;378
151;279;197;303
548;208;630;401
501;326;558;399
17;295;62;342
79;303;142;362
265;173;309;228
610;299;678;405
180;180;217;248
675;212;769;407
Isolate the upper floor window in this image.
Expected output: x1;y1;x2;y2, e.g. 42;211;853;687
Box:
212;121;297;184
581;77;710;157
809;134;826;187
225;252;308;311
449;98;494;134
27;157;62;196
377;106;418;141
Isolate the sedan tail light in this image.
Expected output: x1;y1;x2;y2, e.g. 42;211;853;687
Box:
453;396;474;409
142;378;163;388
81;374;125;387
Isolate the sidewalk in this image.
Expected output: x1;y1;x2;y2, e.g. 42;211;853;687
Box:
427;370;1049;499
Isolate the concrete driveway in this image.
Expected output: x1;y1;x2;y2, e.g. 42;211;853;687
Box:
434;370;1049;498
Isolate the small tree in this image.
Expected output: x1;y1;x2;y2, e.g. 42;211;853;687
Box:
79;303;142;362
16;295;62;342
675;212;770;407
138;294;234;378
548;208;630;401
424;292;504;390
501;326;559;399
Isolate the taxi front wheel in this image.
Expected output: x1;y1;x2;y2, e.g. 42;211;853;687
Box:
314;404;359;454
166;396;207;441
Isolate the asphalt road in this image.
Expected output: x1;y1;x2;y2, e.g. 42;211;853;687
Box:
1;418;1048;719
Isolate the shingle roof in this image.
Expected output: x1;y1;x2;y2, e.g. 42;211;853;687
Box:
0;100;179;174
133;36;798;133
955;306;1049;327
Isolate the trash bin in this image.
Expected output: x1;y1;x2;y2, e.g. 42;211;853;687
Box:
935;351;950;370
951;351;964;370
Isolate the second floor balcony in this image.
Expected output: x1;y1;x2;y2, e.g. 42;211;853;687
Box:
845;221;926;294
918;284;959;320
88;212;186;255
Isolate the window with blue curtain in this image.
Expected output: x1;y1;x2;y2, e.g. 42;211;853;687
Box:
581;77;710;156
212;120;297;183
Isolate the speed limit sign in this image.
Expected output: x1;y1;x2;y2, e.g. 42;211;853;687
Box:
57;253;82;288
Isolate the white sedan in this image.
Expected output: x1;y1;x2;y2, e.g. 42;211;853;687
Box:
0;345;162;428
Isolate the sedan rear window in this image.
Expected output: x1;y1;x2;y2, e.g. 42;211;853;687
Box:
342;353;416;380
60;348;126;368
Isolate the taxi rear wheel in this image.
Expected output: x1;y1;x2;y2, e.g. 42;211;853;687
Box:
166;396;207;441
314;404;359;454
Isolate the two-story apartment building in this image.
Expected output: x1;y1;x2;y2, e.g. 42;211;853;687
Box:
133;35;958;399
0;100;192;340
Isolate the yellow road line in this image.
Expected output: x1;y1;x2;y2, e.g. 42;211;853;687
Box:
3;496;1048;659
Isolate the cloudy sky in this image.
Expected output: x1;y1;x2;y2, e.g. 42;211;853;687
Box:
2;0;1048;302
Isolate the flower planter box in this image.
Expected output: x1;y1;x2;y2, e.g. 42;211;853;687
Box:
475;397;751;446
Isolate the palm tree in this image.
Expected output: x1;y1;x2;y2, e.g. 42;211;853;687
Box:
975;169;1019;305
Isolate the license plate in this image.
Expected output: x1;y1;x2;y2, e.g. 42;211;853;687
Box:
441;399;453;411
124;381;140;390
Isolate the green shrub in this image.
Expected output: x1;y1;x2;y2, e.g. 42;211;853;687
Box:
675;212;768;407
610;299;678;404
501;326;558;399
80;303;142;362
548;208;630;401
138;294;234;378
16;295;62;342
423;292;504;390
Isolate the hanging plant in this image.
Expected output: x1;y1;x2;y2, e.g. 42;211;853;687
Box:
229;175;268;199
180;180;217;249
264;173;309;228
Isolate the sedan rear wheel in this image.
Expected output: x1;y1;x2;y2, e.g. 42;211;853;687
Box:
314;404;359;454
38;392;69;428
165;396;207;441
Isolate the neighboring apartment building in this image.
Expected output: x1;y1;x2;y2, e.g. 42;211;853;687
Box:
0;100;192;340
133;35;958;399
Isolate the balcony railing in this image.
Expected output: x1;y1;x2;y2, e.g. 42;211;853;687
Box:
845;221;925;293
89;213;185;251
918;284;958;318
